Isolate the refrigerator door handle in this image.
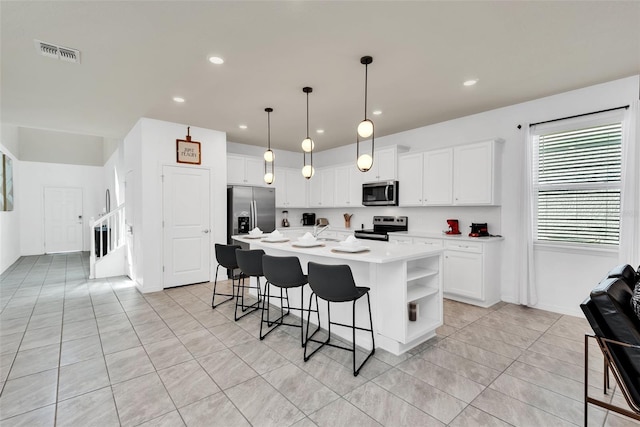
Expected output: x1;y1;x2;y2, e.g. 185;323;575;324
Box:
253;200;258;230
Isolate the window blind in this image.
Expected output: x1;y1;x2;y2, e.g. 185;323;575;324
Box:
535;122;622;246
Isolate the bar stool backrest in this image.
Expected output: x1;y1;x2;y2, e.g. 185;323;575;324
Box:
307;262;359;302
236;249;265;277
263;255;307;288
215;244;241;269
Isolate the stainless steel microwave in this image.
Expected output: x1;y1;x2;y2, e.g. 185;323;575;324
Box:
362;181;399;206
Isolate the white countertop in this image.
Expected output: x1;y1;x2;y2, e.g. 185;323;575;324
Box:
233;235;442;264
389;231;504;243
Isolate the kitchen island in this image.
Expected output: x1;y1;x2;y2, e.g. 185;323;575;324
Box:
233;234;443;355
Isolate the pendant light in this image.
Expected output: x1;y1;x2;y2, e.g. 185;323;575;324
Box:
356;55;374;172
263;107;274;185
301;86;314;179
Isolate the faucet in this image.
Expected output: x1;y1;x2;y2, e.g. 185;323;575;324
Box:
313;224;330;238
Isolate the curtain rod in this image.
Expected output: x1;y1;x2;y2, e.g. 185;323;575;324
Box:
527;105;629;128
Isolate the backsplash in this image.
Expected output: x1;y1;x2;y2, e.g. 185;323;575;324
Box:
283;206;501;235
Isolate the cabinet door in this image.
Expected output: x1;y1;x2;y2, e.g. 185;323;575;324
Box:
443;250;483;299
424;149;453;205
320;168;335;207
227;156;246;184
244;157;266;186
275;168;287;207
286;169;307;208
308;169;323;207
398;153;423;206
334;165;350;207
375;147;397;180
349;167;363;207
453;142;493;205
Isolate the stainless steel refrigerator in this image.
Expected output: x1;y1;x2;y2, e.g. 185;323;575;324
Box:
227;186;276;243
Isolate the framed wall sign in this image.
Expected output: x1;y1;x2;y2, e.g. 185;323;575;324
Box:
176;127;201;165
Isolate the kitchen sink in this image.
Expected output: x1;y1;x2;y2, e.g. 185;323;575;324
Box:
316;237;340;242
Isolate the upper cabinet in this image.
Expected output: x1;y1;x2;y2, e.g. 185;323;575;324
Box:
227;155;266;186
334;164;363;207
275;167;307;208
398;139;501;207
398;149;453;206
453;140;501;205
308;168;335;208
360;147;398;182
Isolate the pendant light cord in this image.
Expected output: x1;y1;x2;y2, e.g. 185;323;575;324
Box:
364;63;368;119
306;92;310;139
267;110;271;150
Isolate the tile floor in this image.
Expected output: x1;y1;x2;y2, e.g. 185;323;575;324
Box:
0;253;639;426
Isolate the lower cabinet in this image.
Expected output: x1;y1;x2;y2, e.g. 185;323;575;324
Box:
443;240;501;307
390;235;501;307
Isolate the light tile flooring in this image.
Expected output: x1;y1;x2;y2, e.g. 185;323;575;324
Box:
0;253;639;426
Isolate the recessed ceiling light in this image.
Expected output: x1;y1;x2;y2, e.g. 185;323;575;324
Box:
372;110;382;115
208;56;224;65
238;124;247;129
316;129;324;134
463;79;478;86
173;97;185;103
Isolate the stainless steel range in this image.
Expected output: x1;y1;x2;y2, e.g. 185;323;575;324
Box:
354;216;408;241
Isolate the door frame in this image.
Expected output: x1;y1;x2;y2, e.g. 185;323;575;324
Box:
43;186;84;254
161;164;212;288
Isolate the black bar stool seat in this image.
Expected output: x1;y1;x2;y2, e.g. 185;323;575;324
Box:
261;255;319;346
212;244;243;308
304;262;375;376
235;249;266;321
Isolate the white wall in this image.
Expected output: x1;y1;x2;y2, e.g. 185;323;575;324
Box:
0;125;20;273
233;75;640;316
18;162;104;255
124;118;226;293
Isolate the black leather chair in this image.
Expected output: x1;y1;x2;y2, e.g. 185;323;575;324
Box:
580;277;640;425
260;255;319;346
304;262;375;376
212;244;242;308
606;264;639;291
235;249;265;321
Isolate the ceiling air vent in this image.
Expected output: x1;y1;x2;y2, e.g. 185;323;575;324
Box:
34;40;81;64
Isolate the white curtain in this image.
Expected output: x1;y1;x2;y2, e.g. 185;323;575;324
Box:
619;100;640;265
517;125;537;306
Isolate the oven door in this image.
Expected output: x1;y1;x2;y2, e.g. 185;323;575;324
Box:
362;181;398;206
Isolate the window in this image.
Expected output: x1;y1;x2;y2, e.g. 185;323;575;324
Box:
533;122;622;246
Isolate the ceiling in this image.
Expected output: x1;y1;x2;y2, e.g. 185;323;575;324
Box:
2;1;639;153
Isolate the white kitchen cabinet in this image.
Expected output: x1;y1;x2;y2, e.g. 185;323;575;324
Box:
227;155;266;186
398;153;423;206
334;164;363;207
308;168;335;207
398;148;453;207
443;239;501;307
424;149;453;205
453;140;501;205
275;167;307;208
361;146;398;182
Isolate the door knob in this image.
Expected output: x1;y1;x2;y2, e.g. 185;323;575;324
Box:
203;229;210;233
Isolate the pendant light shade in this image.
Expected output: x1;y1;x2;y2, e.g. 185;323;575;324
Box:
301;87;314;179
356;56;375;172
264;107;274;185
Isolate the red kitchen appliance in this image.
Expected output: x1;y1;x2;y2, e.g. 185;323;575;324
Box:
469;223;489;237
446;219;461;235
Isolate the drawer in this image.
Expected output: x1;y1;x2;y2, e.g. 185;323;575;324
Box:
444;240;483;253
412;237;443;248
389;236;413;244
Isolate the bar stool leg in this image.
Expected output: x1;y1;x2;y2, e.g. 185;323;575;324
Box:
211;264;235;308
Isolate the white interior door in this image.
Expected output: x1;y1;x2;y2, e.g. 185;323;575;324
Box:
44;187;83;253
163;166;211;288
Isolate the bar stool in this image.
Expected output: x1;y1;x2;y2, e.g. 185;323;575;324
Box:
304;262;375;376
235;249;266;321
261;255;319;346
212;244;242;308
